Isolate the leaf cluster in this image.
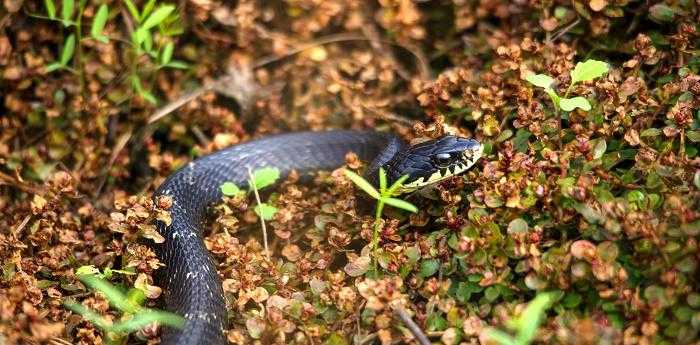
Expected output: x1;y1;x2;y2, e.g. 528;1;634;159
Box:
64;267;184;345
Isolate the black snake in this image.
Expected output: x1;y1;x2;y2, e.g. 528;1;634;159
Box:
150;130;482;344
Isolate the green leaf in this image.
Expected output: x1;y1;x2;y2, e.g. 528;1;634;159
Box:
131;75;157;104
160;41;174;65
254;203;277;221
110;310;185;333
640;128;661;137
220;182;243;197
562;293;582;308
78;274;138;314
45;62;64;73
164;61;189;69
545;89;561;108
382;197;417;213
344;169;380;199
164;60;190;69
426;313;448;332
325;332;349;345
386;173;410;196
140;5;175;31
484;286;501;302
559;97;591;111
694;171;700;190
142;30;154;53
525;74;555;89
514;292;555;343
627;190;645;204
61;0;74;25
60;34;76;66
75;265;101;277
686;131;700;143
63;302;111;330
123;0;140;22
592;139;607;160
140;90;157;104
249;167;280;190
378;166;387;192
126;288;146;307
507;218;529;234
484;329;518;345
141;0;157;21
90;4;110;43
513;129;532;153
133;28;148;46
649;4;675;23
45;0;56;19
570;59;609;85
418;259;440;278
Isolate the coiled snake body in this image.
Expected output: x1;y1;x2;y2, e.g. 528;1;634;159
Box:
151;130;482;345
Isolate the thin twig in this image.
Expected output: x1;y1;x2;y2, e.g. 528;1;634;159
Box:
549;18;581;43
0;171;45;194
247;167;269;259
391;304;431;345
147;87;210;124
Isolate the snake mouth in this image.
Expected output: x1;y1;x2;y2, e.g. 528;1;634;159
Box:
392;141;483;194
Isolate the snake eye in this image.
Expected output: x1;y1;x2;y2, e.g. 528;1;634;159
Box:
434;153;452;167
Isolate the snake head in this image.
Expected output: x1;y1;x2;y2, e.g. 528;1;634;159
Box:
385;135;483;194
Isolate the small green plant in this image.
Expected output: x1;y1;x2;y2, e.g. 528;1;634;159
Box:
39;0;111;96
525;59;609;112
220;167;281;221
64;266;184;345
483;292;556;345
220;167;282;257
343;168;417;255
123;0;187;103
526;59;609;146
39;0;187;104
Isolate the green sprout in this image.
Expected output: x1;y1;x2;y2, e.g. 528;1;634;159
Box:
40;0;187;104
526;59;609;146
220;167;282;258
64;266;184;345
526;59;609;112
484;292;556;345
220;167;281;221
343;168;417;255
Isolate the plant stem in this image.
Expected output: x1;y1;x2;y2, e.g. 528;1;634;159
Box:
555;107;562;149
392;304;431;345
75;3;87;103
372;200;384;255
247;167;270;259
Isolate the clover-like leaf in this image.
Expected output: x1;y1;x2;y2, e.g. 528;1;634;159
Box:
559;97;591;111
220;182;243;197
507;218;529;234
525;74;555;89
254;203;277;221
249;167;280;190
570;59;609;85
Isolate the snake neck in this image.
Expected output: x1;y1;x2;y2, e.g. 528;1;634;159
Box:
363;136;408;188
